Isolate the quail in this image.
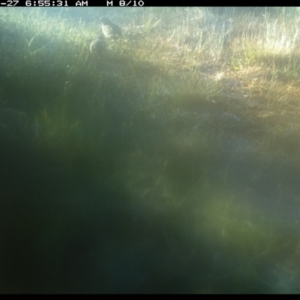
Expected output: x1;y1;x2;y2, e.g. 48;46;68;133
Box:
89;37;106;57
100;17;122;40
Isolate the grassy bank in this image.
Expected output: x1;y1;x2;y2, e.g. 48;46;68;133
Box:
1;7;300;293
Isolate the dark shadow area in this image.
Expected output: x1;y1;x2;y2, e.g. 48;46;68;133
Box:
0;133;224;294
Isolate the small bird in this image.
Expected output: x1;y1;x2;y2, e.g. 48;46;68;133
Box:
89;37;106;57
100;17;122;40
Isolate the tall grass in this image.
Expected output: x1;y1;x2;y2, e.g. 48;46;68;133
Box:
1;7;300;293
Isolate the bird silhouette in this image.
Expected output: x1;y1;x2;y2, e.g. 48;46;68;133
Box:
100;17;122;40
89;37;106;58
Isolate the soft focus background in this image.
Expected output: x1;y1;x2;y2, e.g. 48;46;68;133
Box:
1;7;300;294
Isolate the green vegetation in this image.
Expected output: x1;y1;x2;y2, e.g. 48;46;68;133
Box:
1;7;300;294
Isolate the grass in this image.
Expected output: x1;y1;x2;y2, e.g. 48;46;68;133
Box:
1;7;300;294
